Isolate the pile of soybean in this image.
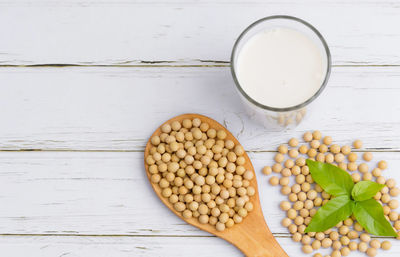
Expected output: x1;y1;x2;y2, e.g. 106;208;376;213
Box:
263;131;399;257
146;118;255;232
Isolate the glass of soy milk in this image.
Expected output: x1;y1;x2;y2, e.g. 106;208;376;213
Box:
231;15;331;129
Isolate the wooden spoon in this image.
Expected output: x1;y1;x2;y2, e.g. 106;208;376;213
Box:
144;113;289;257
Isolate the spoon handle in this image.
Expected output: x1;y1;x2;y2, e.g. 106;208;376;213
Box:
228;214;289;257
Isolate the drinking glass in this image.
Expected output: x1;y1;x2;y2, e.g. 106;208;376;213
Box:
231;15;331;129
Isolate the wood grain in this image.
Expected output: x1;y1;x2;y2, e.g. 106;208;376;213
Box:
2;1;400;256
0;151;398;237
0;0;400;66
0;66;400;151
144;114;288;257
2;235;399;257
0;151;399;256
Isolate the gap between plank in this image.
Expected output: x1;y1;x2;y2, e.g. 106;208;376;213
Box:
0;64;400;68
0;149;399;153
0;233;391;239
0;233;289;238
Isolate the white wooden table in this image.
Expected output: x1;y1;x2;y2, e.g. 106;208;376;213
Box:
1;1;400;256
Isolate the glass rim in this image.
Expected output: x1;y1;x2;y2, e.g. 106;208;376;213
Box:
230;15;332;112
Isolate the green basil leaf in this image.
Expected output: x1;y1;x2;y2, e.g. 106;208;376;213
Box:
306;160;354;196
305;195;354;233
353;199;398;237
352;181;385;202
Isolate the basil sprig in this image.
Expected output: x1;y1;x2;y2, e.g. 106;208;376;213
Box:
305;160;397;237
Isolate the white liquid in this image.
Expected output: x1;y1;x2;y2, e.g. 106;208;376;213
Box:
236;27;327;108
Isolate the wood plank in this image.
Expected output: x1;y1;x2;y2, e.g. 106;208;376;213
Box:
1;235;400;257
0;66;400;151
0;0;400;65
0;151;399;236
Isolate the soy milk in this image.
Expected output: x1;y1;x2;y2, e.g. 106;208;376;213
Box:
236;27;327;109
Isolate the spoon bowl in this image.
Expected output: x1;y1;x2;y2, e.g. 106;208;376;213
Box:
144;113;288;257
